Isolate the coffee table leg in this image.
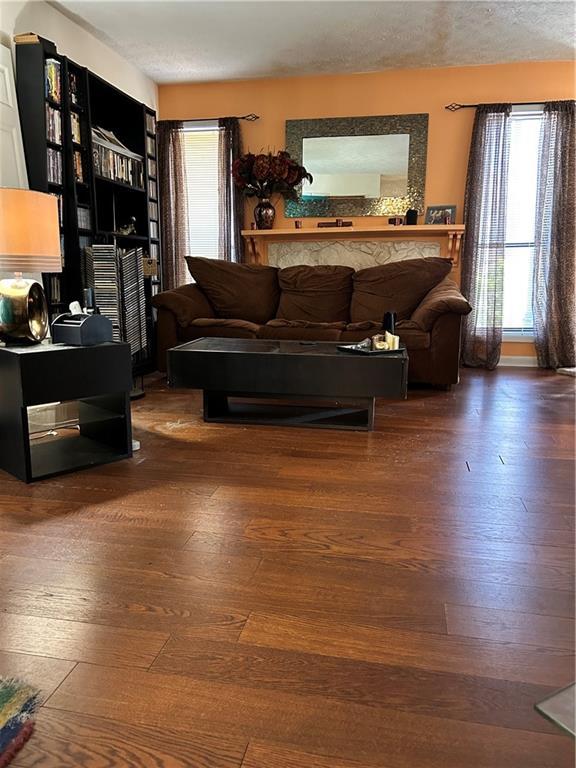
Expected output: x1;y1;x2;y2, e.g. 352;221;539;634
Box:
203;391;229;421
366;398;375;430
202;392;375;430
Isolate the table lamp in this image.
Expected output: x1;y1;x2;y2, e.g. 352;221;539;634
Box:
0;188;62;344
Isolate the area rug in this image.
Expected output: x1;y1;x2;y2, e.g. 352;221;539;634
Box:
0;678;41;767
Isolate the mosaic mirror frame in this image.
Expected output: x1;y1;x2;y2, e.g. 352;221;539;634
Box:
285;113;428;218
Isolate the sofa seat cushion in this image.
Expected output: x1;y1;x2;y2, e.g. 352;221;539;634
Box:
346;321;382;332
178;326;258;343
339;321;381;344
190;317;261;333
258;319;343;341
185;257;279;324
180;317;260;340
351;257;452;323
266;319;346;330
276;265;354;323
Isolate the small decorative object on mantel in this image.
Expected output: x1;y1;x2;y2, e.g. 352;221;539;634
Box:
405;209;418;225
317;220;353;228
425;205;457;225
294;220;302;229
388;217;404;226
233;150;313;230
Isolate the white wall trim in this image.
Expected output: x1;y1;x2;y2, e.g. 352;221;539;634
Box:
498;355;538;368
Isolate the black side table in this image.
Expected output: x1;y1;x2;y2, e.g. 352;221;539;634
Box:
0;342;132;483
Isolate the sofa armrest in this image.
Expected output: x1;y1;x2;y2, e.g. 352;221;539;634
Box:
152;283;215;327
411;278;472;331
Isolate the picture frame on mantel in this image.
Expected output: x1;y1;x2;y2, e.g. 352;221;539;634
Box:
425;205;457;224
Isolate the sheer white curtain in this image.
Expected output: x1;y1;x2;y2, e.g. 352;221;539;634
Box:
460;104;512;369
532;101;575;369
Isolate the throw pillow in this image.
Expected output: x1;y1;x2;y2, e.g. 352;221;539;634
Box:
350;257;452;322
185;257;280;324
276;264;354;323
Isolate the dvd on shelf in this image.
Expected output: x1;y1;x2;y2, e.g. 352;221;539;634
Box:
74;150;84;182
46;105;61;143
69;71;80;106
92;126;144;189
148;179;157;199
93;144;143;187
47;147;62;184
45;58;60;103
146;135;156;156
71;112;81;143
145;113;156;133
147;158;156;178
51;193;63;227
77;206;91;229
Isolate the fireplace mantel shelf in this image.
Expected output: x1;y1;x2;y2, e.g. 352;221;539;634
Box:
242;224;465;265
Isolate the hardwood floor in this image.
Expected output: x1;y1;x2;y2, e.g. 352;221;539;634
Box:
0;368;573;767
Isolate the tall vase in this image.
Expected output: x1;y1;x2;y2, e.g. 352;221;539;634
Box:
254;198;275;230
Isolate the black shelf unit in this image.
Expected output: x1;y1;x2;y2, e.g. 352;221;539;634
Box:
16;35;162;374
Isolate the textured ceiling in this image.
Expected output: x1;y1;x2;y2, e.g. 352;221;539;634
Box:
52;0;575;84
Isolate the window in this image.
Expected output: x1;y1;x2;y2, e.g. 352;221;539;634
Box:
503;110;542;334
182;122;220;265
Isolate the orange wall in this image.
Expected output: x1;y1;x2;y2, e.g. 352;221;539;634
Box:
160;60;574;227
159;61;574;358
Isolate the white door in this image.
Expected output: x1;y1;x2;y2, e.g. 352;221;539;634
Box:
0;42;28;188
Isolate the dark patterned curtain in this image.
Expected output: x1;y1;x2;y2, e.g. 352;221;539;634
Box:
158;121;190;289
218;118;244;262
461;104;512;370
533;100;576;369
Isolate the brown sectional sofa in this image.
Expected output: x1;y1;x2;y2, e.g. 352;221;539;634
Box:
152;256;472;387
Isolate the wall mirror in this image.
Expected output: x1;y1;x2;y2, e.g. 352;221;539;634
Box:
285;114;428;218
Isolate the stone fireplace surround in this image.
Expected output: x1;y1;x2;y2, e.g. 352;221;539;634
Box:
268;239;441;270
242;224;464;269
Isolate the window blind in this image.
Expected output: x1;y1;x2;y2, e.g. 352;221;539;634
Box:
502;111;542;331
182;128;221;268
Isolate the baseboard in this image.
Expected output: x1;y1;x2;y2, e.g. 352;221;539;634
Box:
498;355;538;368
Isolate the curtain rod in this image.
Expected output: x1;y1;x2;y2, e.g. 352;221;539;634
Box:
194;113;260;121
445;101;544;111
227;113;260;121
159;113;260;124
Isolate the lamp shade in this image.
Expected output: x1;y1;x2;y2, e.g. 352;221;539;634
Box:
0;188;62;273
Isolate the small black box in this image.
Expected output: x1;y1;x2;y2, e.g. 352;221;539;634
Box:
51;313;113;346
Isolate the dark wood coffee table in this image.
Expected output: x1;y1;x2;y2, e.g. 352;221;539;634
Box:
168;338;408;431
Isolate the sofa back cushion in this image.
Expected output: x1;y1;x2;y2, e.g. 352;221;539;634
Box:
276;265;354;322
185;257;280;324
350;257;452;322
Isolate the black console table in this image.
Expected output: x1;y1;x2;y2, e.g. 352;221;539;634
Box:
0;342;132;483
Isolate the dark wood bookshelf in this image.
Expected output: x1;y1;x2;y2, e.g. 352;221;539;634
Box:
16;34;162;374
